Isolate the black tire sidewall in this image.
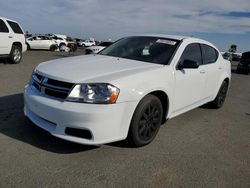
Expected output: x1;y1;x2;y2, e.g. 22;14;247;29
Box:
129;95;163;147
10;45;22;64
214;81;228;108
50;45;57;51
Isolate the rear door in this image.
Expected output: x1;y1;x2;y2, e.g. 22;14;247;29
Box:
200;44;221;98
27;37;38;49
29;36;43;49
173;43;207;113
0;19;11;54
40;36;51;49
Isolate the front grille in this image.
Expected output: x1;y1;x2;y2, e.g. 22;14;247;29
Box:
31;73;74;100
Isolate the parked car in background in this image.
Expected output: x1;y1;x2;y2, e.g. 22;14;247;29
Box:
26;35;58;51
236;51;250;74
222;52;232;61
49;35;68;48
232;53;242;61
85;41;113;54
46;34;77;52
64;36;77;52
79;39;96;47
0;16;27;64
24;35;231;147
74;38;84;47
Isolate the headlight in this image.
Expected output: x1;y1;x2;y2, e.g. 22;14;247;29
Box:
67;83;120;104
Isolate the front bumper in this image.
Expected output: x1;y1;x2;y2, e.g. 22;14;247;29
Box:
24;85;137;145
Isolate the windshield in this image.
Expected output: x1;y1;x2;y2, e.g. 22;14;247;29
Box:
99;36;180;65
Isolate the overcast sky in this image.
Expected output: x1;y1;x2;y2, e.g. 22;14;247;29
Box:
1;0;250;52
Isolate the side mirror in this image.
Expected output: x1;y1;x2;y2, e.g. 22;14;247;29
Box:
178;59;199;69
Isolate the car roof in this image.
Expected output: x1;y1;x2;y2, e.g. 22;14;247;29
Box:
133;34;189;40
0;16;17;23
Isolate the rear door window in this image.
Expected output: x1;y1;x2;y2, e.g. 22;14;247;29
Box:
7;20;23;34
0;19;9;33
201;44;218;64
179;43;202;65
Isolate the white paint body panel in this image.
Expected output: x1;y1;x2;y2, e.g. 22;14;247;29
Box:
24;35;231;145
0;16;27;55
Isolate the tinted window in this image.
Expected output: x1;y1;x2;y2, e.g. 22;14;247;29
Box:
99;42;113;46
7;20;23;34
201;44;218;64
100;36;180;65
0;19;9;33
180;43;202;65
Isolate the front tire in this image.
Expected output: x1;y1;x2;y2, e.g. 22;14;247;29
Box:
9;45;22;64
209;80;229;109
128;95;163;147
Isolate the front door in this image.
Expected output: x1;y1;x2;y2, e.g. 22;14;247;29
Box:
173;43;207;113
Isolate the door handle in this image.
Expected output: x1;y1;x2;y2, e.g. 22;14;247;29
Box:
218;66;222;70
8;36;13;38
200;70;206;74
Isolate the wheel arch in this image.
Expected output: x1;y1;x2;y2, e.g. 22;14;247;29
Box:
213;76;230;100
59;42;66;47
133;90;170;124
148;90;169;124
12;42;22;51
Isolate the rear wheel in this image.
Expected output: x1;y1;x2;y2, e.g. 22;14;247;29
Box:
49;45;57;51
128;95;163;147
9;45;22;64
209;80;229;108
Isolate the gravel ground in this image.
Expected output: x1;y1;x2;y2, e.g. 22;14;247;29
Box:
0;51;249;188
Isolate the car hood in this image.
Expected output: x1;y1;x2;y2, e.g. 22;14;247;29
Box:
36;54;163;83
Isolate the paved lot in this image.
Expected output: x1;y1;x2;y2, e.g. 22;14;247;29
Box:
0;51;249;187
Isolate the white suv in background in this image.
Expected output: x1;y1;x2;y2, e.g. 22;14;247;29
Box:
80;39;96;47
0;16;27;64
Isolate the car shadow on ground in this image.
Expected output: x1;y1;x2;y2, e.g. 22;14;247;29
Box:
0;58;9;64
0;93;98;154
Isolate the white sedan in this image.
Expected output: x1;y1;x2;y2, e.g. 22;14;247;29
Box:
24;35;231;147
26;35;58;51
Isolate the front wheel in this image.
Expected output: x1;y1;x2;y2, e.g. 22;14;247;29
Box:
9;45;22;64
209;80;229;109
128;95;163;147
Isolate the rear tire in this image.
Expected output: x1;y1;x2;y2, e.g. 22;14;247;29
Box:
9;45;22;64
209;80;228;109
128;95;163;147
49;45;57;51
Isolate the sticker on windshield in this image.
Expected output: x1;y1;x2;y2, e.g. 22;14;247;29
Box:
156;39;176;45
